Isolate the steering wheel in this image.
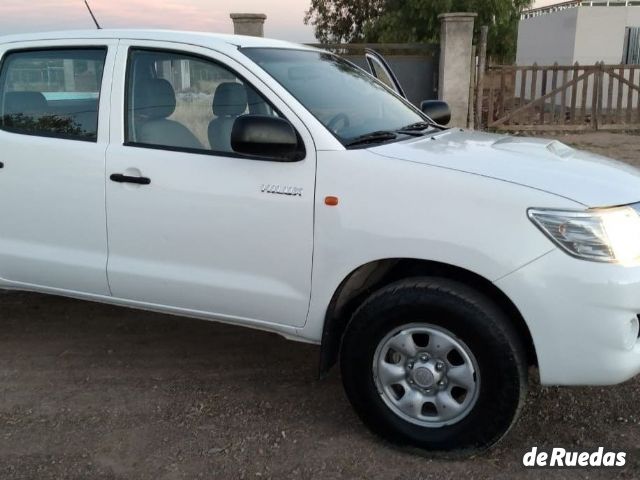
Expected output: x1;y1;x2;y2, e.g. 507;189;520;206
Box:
327;113;350;134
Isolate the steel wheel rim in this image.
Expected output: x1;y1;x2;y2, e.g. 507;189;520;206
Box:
372;323;480;428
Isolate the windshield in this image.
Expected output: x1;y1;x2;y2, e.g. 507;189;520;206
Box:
241;48;427;146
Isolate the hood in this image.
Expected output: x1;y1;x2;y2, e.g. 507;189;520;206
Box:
370;129;640;207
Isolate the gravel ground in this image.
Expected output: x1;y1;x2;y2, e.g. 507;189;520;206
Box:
2;132;640;479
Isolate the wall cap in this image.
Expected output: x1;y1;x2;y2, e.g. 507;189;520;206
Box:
438;12;478;20
230;13;267;21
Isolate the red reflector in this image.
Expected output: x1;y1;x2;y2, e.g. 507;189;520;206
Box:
324;196;339;206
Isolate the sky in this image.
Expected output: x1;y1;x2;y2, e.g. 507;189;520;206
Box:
0;0;316;42
0;1;568;42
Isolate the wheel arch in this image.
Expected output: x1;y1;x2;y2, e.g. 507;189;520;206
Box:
319;258;538;377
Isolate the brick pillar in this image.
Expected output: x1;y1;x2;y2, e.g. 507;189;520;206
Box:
438;13;477;127
230;13;267;37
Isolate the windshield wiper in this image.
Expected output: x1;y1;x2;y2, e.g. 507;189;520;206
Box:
398;121;433;132
397;120;447;133
344;131;398;148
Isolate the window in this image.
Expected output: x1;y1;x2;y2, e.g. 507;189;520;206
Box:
242;48;426;145
0;48;106;141
623;27;640;64
126;49;280;155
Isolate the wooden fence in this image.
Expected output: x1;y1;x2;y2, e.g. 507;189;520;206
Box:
478;62;640;131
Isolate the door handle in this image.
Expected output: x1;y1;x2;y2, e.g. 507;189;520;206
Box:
0;162;4;168
110;173;150;185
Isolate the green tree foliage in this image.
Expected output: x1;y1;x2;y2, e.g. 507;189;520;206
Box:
304;0;533;60
304;0;386;44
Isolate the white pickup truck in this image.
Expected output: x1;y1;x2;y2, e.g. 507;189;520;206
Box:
1;30;640;454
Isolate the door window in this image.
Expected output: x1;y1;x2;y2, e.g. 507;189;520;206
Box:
0;48;106;141
125;49;279;155
365;49;406;99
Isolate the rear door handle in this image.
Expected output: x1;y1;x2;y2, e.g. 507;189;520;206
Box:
110;173;150;185
0;162;4;168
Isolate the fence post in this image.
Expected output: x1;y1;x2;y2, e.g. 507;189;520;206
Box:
570;61;579;123
592;62;603;130
597;62;605;130
551;62;559;123
475;26;488;129
530;63;538;125
468;44;476;129
438;12;478;127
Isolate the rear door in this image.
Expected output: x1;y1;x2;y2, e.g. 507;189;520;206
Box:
0;40;116;294
105;41;316;328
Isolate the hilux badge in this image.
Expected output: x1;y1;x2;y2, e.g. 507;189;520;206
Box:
261;184;303;197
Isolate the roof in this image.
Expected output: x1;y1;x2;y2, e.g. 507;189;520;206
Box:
521;1;640;19
0;29;315;51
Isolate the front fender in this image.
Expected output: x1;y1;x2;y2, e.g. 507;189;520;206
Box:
299;149;578;344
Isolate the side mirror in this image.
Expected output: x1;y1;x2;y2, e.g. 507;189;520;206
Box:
231;115;303;162
420;100;451;126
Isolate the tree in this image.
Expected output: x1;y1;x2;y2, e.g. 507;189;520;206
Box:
303;0;386;44
304;0;533;61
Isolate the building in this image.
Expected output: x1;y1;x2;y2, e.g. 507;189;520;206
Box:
517;1;640;65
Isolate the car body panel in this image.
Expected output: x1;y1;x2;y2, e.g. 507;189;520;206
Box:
0;38;118;294
497;249;640;385
300;149;577;341
371;129;640;207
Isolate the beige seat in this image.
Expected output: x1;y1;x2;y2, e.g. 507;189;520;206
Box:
208;82;248;153
133;78;202;150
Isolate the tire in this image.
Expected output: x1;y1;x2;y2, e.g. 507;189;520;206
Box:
340;277;528;454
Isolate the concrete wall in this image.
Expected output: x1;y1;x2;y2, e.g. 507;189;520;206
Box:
517;6;640;65
516;8;578;65
573;7;640;63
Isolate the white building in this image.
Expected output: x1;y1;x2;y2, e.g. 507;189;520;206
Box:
517;1;640;65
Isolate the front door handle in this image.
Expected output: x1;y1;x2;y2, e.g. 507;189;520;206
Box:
0;161;4;168
110;173;150;185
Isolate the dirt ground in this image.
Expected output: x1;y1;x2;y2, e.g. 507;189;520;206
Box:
2;132;640;479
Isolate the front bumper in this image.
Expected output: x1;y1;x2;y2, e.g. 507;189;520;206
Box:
496;249;640;386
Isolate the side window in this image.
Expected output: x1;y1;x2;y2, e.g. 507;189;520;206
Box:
0;48;106;141
125;48;279;154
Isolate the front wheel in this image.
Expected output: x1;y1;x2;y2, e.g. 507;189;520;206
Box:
340;277;528;454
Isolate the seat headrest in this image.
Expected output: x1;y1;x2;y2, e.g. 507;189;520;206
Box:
3;91;47;115
134;78;176;120
213;82;248;117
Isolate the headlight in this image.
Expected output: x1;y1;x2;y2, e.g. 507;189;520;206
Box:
528;204;640;264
